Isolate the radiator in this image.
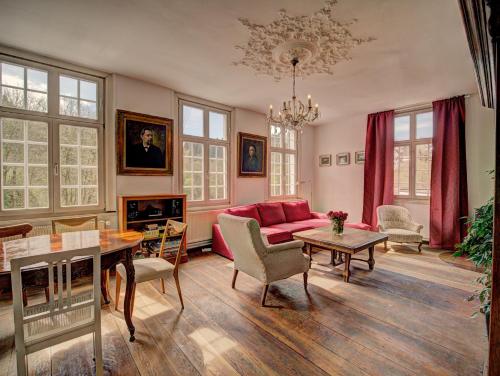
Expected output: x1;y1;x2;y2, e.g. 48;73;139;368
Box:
186;209;224;248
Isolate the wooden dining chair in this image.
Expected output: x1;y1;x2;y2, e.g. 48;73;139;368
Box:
11;246;103;376
51;216;99;234
115;219;187;313
0;224;33;304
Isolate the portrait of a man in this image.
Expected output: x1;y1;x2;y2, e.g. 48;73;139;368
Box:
238;132;267;177
117;110;173;175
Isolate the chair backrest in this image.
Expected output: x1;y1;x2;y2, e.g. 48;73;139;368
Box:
11;246;101;352
0;223;33;240
218;214;267;272
376;205;413;230
159;219;187;270
52;216;98;234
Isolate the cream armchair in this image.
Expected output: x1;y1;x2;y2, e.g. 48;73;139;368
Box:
218;213;310;306
377;205;424;252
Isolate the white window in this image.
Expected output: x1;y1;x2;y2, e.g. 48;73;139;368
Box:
0;55;104;217
270;124;298;198
394;110;433;199
180;100;230;205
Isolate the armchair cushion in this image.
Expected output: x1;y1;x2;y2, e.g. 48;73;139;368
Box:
227;205;262;226
383;228;423;243
257;202;286;227
282;200;312;222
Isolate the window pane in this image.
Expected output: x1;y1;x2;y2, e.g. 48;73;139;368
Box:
209;112;227;140
271;125;282;148
60;76;78;97
182;141;204;201
209;145;226;200
80;80;97;101
183;105;204;137
1;86;25;109
284;129;296;150
27;91;47;112
1;118;49;210
416;112;433;139
59;125;99;207
271;152;282;197
284;153;296;195
394;145;410;196
415;143;432;197
27;69;48;92
79;100;97;119
394;116;410;141
2;63;24;88
60;96;78;116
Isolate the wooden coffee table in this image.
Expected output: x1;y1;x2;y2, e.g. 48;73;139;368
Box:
293;226;388;283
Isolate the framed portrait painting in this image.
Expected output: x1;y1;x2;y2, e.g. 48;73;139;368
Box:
117;110;173;175
238;132;267;177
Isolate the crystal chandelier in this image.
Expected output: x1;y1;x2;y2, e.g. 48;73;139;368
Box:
267;57;319;131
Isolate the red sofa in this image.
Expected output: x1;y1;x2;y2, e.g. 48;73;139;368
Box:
212;200;371;260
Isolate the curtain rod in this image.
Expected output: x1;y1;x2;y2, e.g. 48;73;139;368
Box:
394;94;472;114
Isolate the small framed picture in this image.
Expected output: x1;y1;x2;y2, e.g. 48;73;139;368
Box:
319;154;332;167
336;152;350;166
355;151;365;164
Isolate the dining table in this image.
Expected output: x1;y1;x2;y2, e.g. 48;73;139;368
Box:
0;229;143;342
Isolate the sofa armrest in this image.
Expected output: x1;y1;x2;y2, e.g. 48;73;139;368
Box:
266;240;304;254
310;211;328;219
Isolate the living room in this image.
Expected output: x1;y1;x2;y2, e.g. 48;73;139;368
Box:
0;0;499;375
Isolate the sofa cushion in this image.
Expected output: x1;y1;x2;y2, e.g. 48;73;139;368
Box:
269;222;314;233
226;205;262;226
293;218;330;228
282;200;312;222
257;202;286;227
345;222;372;231
260;227;293;244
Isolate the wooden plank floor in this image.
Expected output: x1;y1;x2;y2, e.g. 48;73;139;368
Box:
0;244;488;375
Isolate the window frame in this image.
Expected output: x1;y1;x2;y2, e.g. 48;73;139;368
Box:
179;99;231;207
0;55;105;219
269;124;299;199
393;108;433;201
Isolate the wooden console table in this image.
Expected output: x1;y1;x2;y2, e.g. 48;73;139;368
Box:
0;229;143;342
293;227;388;282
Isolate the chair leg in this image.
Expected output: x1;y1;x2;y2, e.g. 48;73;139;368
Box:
418;242;423;253
261;284;269;306
384;240;387;251
115;272;121;311
303;272;308;291
15;347;27;376
160;278;165;294
232;269;239;289
174;273;184;309
94;330;103;375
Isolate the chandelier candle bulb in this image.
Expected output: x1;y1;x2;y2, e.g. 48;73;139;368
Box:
308;95;312;107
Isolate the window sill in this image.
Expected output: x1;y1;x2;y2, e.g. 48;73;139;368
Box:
394;197;430;205
186;203;232;213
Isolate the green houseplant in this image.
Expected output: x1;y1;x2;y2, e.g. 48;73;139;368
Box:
454;194;493;335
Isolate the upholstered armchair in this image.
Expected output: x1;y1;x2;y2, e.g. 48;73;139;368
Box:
376;205;424;252
218;213;310;306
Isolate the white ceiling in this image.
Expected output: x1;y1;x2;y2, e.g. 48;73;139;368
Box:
0;0;476;124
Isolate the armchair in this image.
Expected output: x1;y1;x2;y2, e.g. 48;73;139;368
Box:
377;205;424;252
218;213;310;306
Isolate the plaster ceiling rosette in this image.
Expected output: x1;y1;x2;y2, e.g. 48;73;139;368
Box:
234;0;375;81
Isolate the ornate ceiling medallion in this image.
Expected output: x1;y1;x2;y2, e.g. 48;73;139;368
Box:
234;0;375;80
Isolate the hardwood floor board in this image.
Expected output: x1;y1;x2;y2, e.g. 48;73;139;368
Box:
193;262;413;376
202;260;481;376
173;269;336;376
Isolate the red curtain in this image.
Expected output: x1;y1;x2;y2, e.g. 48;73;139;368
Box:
362;110;395;229
430;96;468;249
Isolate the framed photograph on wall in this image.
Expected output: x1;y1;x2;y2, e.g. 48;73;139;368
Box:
117;109;173;175
319;154;332;167
238;132;267;177
336;152;351;166
355;151;365;164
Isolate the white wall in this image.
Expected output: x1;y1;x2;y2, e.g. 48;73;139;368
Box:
312;94;495;239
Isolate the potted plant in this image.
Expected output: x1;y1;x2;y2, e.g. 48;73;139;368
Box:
454;196;493;336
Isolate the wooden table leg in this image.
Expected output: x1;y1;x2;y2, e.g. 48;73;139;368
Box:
330;250;336;265
343;254;351;283
122;247;136;342
307;243;312;267
368;246;375;271
100;269;110;304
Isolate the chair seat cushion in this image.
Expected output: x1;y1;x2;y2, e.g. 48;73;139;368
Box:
292;218;330;228
383;228;423;243
117;258;174;283
260;227;293;244
268;222;314;233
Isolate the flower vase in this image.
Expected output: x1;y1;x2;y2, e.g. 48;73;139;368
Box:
332;219;344;235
